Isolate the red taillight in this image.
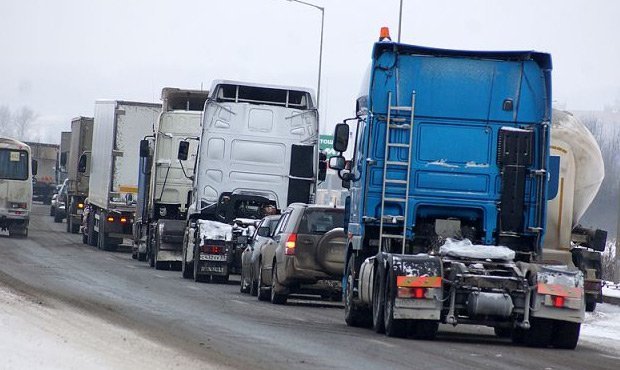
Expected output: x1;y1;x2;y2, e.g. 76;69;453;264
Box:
201;245;223;254
397;287;427;299
553;295;565;308
107;216;114;222
285;234;297;255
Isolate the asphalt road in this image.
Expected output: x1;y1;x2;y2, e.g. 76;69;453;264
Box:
0;204;617;370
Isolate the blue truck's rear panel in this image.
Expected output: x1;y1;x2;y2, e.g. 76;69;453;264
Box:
353;43;552;251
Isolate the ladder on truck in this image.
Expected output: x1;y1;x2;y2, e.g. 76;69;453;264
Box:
378;91;416;255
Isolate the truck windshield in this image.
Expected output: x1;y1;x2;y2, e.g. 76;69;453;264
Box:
0;149;29;180
298;209;345;235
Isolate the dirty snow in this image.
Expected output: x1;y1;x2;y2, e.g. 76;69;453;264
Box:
198;219;232;241
580;303;620;353
439;238;515;260
427;159;459;168
0;285;221;370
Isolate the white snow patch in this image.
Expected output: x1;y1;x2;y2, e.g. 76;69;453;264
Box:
603;281;620;299
439;238;515;260
427;159;458;168
198;220;233;241
501;126;530;132
581;303;620;353
465;161;489;168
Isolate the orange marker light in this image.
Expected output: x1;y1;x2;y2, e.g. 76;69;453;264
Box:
120;217;128;223
379;27;391;41
107;216;114;222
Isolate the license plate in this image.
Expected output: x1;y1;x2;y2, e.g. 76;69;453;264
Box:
201;265;224;273
200;254;226;261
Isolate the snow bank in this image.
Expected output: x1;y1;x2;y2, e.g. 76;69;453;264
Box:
439;238;515;260
603;281;620;299
198;220;232;242
581;303;620;353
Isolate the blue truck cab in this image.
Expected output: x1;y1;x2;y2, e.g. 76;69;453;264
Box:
331;33;583;348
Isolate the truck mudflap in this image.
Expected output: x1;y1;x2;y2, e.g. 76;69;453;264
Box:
531;265;585;323
195;239;230;276
390;254;443;321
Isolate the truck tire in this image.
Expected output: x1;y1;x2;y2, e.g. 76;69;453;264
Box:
344;254;372;328
383;269;407;338
8;225;28;238
270;263;287;305
97;220;118;251
182;257;192;279
87;215;97;247
409;320;438;340
552;321;580;349
193;259;206;283
372;268;386;334
524;318;553;348
69;217;79;234
66;215;71;232
585;296;597;312
50;206;55;216
82;231;88;244
138;252;147;262
257;263;270;301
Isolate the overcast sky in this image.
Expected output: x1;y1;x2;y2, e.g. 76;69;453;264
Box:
1;0;618;143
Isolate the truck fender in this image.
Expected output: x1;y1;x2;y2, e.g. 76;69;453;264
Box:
529;264;585;323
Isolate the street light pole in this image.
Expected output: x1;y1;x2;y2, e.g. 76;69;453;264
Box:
397;0;404;43
286;0;324;109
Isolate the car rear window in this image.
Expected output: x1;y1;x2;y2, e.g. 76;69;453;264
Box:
297;209;344;235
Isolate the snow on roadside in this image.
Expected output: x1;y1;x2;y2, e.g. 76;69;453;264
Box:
580;303;620;352
0;285;223;370
603;281;620;299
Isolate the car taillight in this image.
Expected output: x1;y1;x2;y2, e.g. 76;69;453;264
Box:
397;287;427;299
285;234;297;255
201;245;223;254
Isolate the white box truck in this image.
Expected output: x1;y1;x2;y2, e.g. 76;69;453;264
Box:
83;101;161;250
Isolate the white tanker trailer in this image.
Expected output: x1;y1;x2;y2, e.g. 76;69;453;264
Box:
543;109;606;312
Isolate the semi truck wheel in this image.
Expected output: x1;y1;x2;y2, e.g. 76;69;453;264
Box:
50;206;55;216
383;269;407;338
524;318;553;348
552;321;580;349
343;254;372;328
70;217;79;234
372;269;386;334
87;215;97;247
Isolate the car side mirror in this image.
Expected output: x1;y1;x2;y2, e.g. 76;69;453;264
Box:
333;123;350;152
329;155;346;171
77;154;88;173
32;159;38;176
139;139;150;158
178;140;190;161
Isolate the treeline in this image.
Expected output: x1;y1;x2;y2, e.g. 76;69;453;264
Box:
0;105;37;141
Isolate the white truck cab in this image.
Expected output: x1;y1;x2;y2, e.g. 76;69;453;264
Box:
0;137;34;237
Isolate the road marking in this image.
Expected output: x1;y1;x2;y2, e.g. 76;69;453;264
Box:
366;338;396;348
230;299;248;306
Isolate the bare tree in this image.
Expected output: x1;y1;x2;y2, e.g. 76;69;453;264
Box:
0;105;11;136
13;106;37;140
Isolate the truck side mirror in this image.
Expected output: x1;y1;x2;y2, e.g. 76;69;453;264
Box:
77;154;88;173
178;140;190;161
333;123;350;153
318;151;327;182
329;155;346;171
32;159;38;176
139;139;150;158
